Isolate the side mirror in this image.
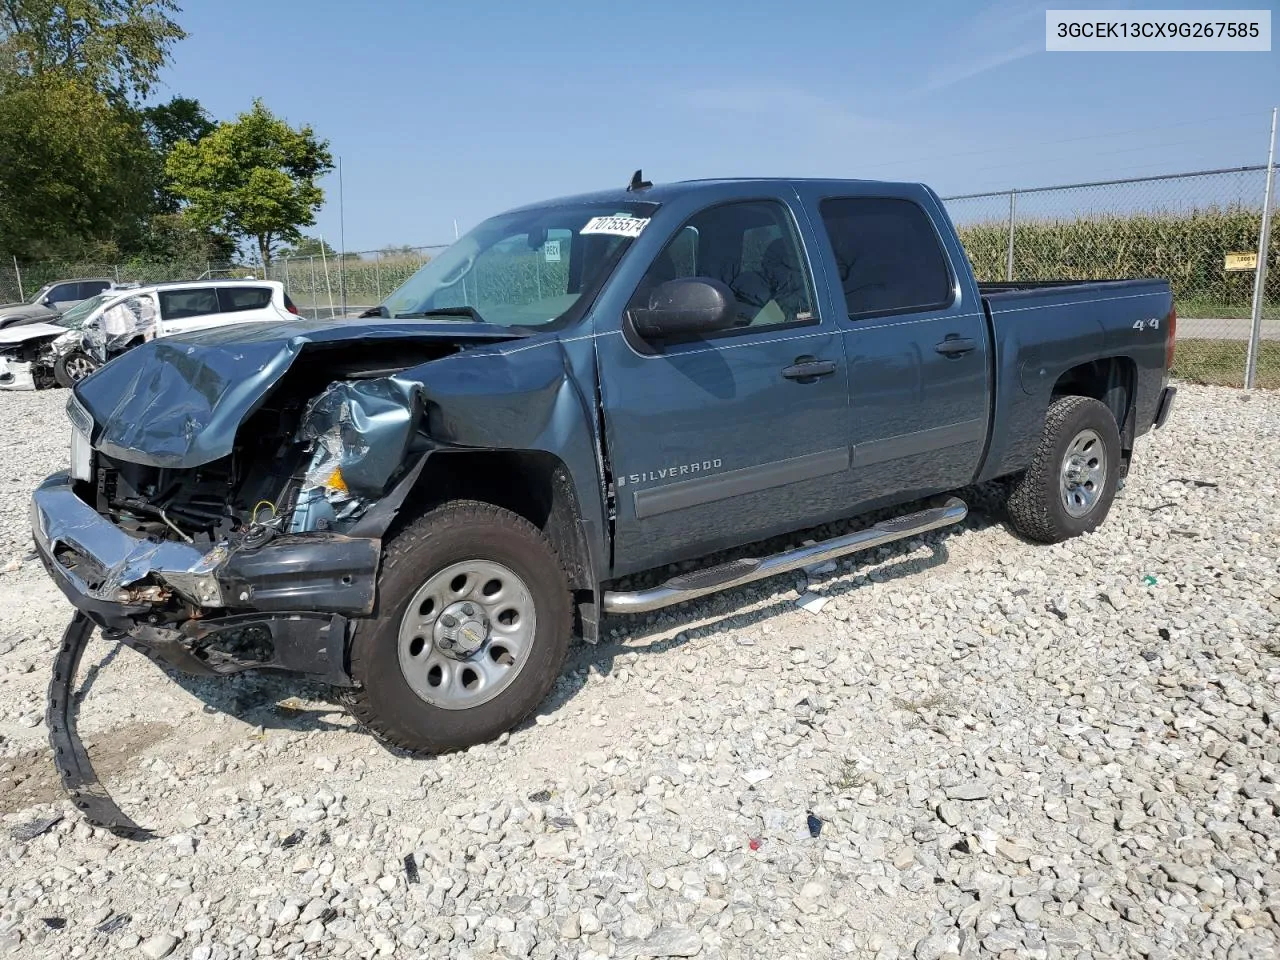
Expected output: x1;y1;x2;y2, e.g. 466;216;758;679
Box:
41;297;53;307
630;277;737;340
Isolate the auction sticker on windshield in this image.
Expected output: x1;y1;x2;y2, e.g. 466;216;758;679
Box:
582;216;650;238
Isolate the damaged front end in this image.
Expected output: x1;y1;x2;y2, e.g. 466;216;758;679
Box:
35;325;525;684
33;319;581;834
286;377;420;535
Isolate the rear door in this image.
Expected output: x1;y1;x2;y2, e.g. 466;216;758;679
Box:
793;184;990;504
597;193;852;576
156;287;221;335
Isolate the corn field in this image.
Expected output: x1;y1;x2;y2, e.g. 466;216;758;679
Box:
265;247;449;314
953;206;1278;317
943;165;1278;388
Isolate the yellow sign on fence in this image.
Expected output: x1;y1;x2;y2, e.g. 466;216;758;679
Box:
1224;252;1258;272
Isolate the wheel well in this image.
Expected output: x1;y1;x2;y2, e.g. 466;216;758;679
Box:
1051;357;1136;453
396;449;594;593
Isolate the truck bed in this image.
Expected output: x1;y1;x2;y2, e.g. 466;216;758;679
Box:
976;277;1173;486
979;278;1140;297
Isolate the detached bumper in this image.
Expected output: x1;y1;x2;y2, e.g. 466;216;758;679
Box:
31;473;381;684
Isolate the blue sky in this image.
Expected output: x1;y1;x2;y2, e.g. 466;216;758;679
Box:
160;0;1278;251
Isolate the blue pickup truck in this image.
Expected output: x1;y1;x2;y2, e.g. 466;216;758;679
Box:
35;175;1176;817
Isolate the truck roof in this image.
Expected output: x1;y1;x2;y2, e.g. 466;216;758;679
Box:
510;177;926;212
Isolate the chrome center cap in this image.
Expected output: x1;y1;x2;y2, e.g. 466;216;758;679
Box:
435;601;490;660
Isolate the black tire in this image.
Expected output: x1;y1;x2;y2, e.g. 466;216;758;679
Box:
1006;395;1122;544
53;350;99;389
343;500;572;753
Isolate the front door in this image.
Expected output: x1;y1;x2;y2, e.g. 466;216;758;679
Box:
598;196;851;577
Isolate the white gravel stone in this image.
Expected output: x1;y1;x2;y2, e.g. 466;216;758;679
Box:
0;385;1275;960
138;934;179;959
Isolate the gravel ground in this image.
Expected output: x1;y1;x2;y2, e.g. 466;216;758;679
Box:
0;384;1278;960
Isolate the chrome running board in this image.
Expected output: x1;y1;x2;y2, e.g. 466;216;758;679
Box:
601;497;968;615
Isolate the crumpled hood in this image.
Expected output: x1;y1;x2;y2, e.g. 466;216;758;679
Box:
75;318;527;468
0;322;66;346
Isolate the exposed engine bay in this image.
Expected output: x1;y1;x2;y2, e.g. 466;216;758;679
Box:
85;340;457;548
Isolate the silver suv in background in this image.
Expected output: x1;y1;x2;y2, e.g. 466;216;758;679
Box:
0;279;114;329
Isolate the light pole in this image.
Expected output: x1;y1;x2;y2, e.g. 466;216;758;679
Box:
338;155;348;316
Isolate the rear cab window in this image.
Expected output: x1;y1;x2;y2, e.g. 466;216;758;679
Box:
818;197;953;320
217;286;274;313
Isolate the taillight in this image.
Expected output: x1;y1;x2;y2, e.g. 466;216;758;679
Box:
1166;305;1177;369
286;301;299;315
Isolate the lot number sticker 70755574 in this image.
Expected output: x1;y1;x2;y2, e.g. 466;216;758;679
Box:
581;216;650;238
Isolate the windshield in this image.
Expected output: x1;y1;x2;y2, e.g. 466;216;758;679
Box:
55;293;112;328
381;200;658;327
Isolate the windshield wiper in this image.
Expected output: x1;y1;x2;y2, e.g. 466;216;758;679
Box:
394;306;487;323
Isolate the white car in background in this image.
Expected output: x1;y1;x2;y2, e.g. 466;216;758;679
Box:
0;280;302;390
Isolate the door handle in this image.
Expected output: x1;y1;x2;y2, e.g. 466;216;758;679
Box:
781;357;837;382
935;336;977;357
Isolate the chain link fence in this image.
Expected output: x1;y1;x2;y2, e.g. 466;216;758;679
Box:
3;165;1278;387
0;246;450;322
0;258;250;306
943;165;1279;389
263;245;449;319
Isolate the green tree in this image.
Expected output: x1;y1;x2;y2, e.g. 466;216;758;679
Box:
380;243;420;258
0;0;185;103
140;95;213;217
166;100;334;266
135;211;236;262
0;0;189;260
0;73;154;257
142;95;213;155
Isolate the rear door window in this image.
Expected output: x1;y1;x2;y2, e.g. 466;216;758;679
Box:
78;280;110;299
217;286;274;313
159;288;220;320
818;197;953;320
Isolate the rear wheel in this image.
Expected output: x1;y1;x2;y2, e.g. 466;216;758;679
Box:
1006;395;1121;544
343;500;572;753
53;350;98;388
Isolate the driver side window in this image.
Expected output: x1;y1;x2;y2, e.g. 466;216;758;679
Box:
629;200;815;330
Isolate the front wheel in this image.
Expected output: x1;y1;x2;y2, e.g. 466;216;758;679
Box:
53;350;99;388
1006;395;1122;544
343;500;573;753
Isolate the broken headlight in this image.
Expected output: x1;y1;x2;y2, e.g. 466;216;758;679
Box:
288;378;418;533
66;394;94;481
